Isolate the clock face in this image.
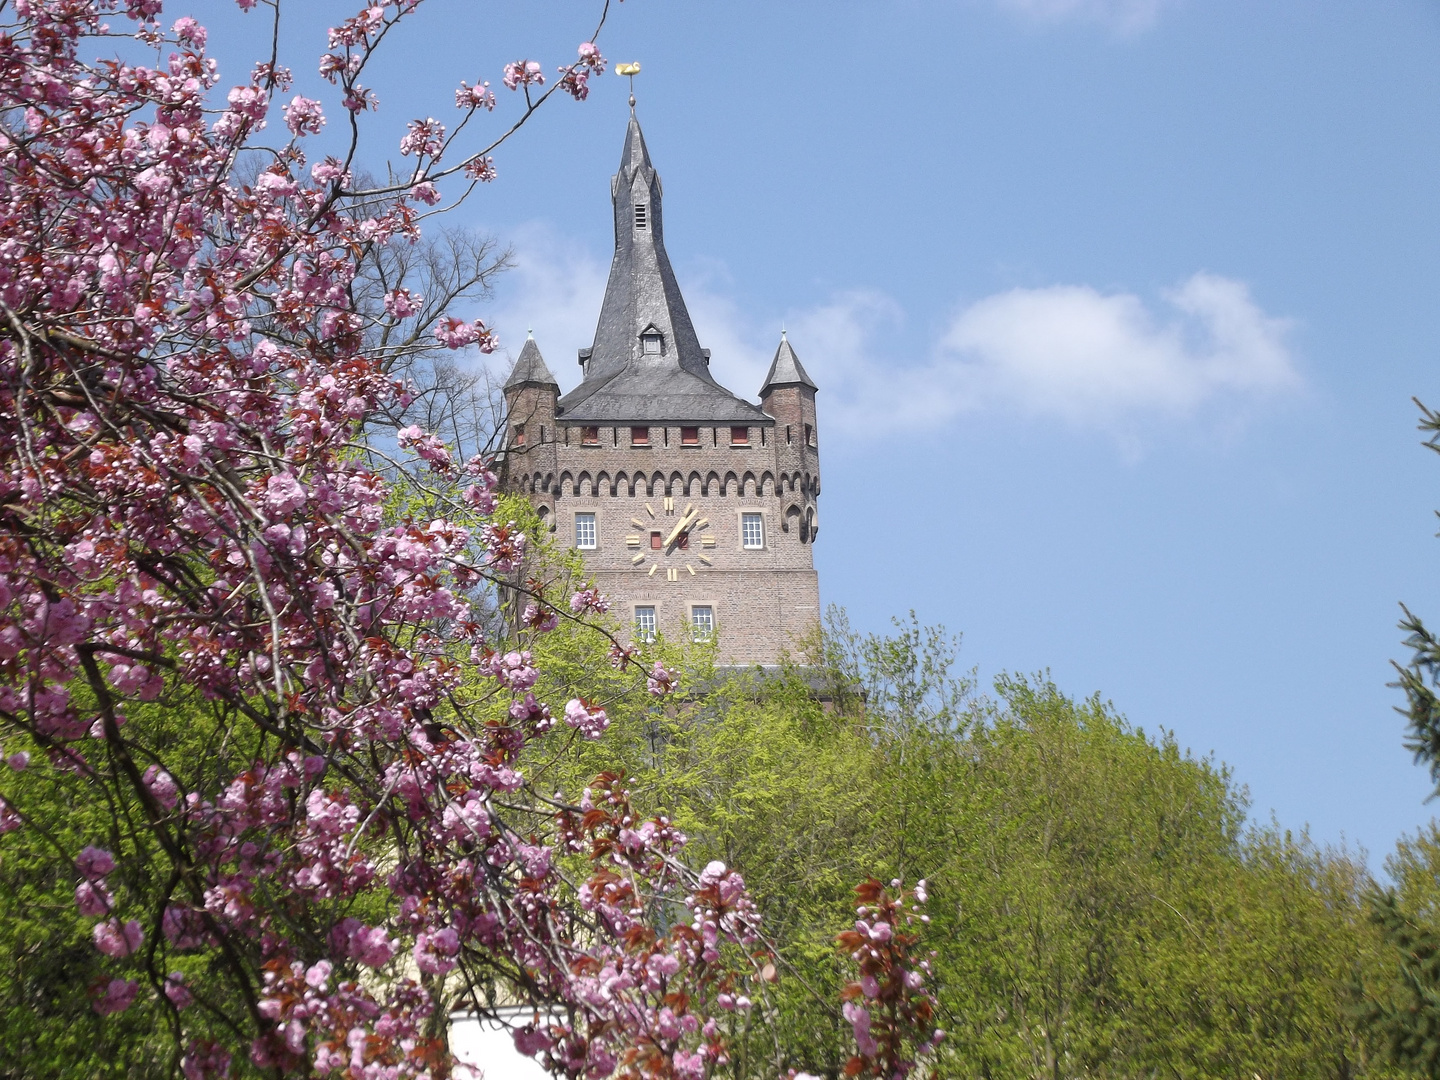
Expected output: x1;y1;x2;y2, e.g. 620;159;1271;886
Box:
625;502;710;579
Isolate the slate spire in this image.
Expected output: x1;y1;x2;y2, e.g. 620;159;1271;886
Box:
758;331;817;396
504;333;558;391
580;111;711;386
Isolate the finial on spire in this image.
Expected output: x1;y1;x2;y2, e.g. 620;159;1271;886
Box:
616;61;641;109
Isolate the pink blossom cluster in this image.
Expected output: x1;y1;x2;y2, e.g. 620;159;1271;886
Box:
502;59;545;91
558;41;607;102
835;881;944;1078
0;2;782;1077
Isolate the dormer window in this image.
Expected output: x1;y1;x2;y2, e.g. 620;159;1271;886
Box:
641;331;662;355
634;203;647;230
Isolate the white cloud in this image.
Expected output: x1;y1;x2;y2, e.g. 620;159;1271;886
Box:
937;273;1299;426
485;227;1298;448
993;0;1174;34
485;222;609;391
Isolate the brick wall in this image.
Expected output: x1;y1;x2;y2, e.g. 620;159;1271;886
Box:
501;410;822;665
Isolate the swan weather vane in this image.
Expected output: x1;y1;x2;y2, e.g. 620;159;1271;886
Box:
615;61;641;108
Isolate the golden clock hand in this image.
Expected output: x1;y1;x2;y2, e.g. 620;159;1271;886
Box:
663;509;698;548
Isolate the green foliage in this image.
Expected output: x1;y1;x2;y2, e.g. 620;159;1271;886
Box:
1394;401;1440;792
564;608;1397;1079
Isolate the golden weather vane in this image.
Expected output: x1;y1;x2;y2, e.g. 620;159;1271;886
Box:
615;61;641;108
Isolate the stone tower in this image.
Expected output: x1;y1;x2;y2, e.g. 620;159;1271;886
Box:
501;112;821;666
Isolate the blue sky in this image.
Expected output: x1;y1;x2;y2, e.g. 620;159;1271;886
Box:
190;0;1440;864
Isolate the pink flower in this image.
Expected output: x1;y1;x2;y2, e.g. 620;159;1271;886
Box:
455;81;495;111
77;846;116;880
94;918;144;957
399;118;445;158
564;698;610;740
522;602;558;633
384;289;421;319
647;662;679;697
463;155;497;183
569;587;609;615
143;765;180;809
433;316;495;351
165;973;194;1009
92;977;139;1015
502;60;545;91
513;1025;552;1056
409;182;441;205
413;927;460;974
172;16;207;48
76;880;114;916
283;95;325;137
7;751;28;771
264;473;307;514
304;959;332;987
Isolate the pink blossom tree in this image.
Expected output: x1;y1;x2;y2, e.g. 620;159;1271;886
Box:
0;2;937;1077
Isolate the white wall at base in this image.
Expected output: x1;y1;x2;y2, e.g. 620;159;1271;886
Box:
449;1012;551;1080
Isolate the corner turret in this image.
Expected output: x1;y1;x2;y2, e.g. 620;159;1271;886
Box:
760;332;820;544
501;334;560;528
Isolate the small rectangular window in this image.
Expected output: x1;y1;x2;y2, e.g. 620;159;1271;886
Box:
634;203;647;230
631;426;650;446
730;426;749;446
642;334;661;355
691;606;713;641
680;426;699;445
635;606;656;643
581;426;599;445
742;512;764;550
650;531;663;549
513;424;525;446
805;423;814;447
575;513;597;550
786;425;792;445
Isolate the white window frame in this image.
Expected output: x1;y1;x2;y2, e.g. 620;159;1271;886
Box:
741;512;765;550
691;605;714;641
574;512;597;550
634;606;657;643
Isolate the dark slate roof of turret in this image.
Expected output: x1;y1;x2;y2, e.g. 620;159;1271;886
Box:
758;332;817;396
557;112;765;425
504;335;558;391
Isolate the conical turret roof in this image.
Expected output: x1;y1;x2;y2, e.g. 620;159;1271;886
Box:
557;112;764;424
505;334;558;391
758;332;817;396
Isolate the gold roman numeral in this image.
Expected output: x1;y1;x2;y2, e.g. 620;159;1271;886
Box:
666;567;678;582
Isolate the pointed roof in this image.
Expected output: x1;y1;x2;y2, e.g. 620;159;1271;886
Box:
504;334;558;391
759;333;817;396
557;112;764;424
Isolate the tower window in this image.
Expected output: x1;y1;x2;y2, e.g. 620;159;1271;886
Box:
631;426;650;446
650;531;663;549
642;332;661;355
513;424;525;446
742;512;764;550
805;423;814;447
581;426;599;445
680;426;699;445
691;606;714;641
730;426;749;446
634;203;647;229
786;425;792;445
574;513;597;550
634;606;656;643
